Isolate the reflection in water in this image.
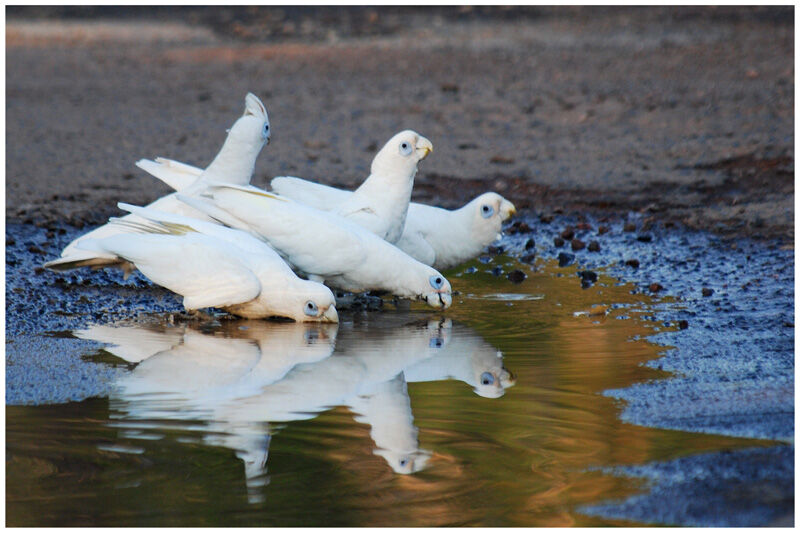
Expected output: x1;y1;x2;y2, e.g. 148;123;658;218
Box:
75;315;512;500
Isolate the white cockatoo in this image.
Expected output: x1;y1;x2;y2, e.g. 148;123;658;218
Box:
74;203;338;322
396;192;517;270
44;92;270;274
176;184;453;309
270;130;432;243
106;317;442;488
403;321;516;399
266;178;517;270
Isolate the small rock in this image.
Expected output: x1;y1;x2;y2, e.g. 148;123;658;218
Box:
520;252;536;264
490;266;504;276
624;222;637;232
490;155;515;165
578;270;598;283
34;267;45;275
27;245;45;255
6;237;15;246
649;283;664;293
571;239;585;251
554;237;565;247
507;270;526;283
637;234;653;243
558;252;575;267
539;214;553;224
560;226;575;240
702;287;714;297
464;266;478;274
598;226;609;235
588;241;600;252
487;245;504;255
524;238;535;250
576;222;592;231
507;221;532;235
625;259;640;268
678;320;689;330
478;255;492;264
440;83;459;93
588;304;608;316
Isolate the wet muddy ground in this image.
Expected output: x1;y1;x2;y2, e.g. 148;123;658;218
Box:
5;6;795;527
6;211;794;526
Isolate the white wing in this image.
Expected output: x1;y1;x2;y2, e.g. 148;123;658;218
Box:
202;185;369;277
80;232;262;310
394;230;436;266
135;157;203;192
269;176;351;210
73;324;184;364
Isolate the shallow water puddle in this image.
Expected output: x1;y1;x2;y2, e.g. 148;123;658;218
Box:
6;256;774;526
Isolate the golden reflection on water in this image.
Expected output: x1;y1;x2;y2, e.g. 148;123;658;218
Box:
6;257;772;526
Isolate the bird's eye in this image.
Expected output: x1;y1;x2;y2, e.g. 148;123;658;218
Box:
480;372;495;386
399;141;413;156
304;301;319;316
399;458;408;467
429;337;443;348
262;123;270;139
481;205;494;219
429;275;444;290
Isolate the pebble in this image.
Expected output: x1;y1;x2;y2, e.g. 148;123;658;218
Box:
560;227;575;240
678;320;689;329
702;287;714;297
539;214;554;224
578;270;599;283
554;237;565;247
490;266;504;276
558;252;575;267
624;222;637;232
625;259;640;268
588;240;601;252
598;226;609;235
637;234;653;243
507;221;532;235
520;252;536;264
571;239;586;251
487;245;504;255
649;283;664;293
524;238;535;250
576;222;592;231
507;270;527;283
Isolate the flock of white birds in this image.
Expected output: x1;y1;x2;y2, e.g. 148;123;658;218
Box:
44;93;517;322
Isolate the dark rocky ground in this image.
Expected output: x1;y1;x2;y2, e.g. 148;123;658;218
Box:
6;6;794;243
5;6;795;527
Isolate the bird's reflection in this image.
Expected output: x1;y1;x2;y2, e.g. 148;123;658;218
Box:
76;313;515;501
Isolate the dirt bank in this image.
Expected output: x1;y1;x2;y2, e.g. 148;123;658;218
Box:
6;6;793;242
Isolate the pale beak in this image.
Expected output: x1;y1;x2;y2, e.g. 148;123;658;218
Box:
321;305;339;323
417;136;433;160
500;200;517;221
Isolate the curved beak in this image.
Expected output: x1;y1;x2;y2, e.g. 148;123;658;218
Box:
500;199;517;221
429;291;452;310
417;136;433;160
321;305;339;323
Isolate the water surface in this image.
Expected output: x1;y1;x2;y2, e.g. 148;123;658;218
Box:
6;258;771;526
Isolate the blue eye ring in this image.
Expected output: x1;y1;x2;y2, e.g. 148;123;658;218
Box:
262;123;270;139
480;372;495;386
481;205;494;219
304;301;319;317
429;275;444;290
399;141;413;156
429;337;444;348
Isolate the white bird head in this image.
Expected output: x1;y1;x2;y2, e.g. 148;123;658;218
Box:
472;350;516;399
228;92;271;147
418;267;453;310
370;130;433;177
467;192;517;243
200;92;270;184
284;279;339;323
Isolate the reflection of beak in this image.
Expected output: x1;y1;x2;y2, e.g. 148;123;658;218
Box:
501;200;517;221
417;137;433;160
321;306;339;323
